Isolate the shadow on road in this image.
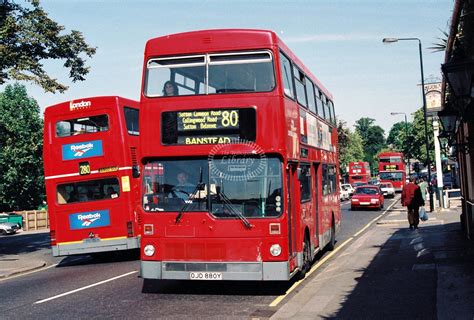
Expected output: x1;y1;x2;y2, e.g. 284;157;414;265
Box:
57;249;140;267
0;232;50;257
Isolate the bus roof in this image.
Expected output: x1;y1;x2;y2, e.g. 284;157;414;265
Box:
144;29;333;101
44;96;138;117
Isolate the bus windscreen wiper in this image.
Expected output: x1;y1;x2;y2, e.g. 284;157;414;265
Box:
175;168;203;224
217;190;253;229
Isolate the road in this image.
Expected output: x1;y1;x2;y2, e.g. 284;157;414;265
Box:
0;196;399;319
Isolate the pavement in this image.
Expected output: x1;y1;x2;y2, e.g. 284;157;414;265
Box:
0;229;51;279
271;199;474;319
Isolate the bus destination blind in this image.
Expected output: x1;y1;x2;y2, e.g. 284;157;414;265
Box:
162;108;256;145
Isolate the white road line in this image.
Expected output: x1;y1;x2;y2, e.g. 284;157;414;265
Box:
34;271;138;304
269;197;399;307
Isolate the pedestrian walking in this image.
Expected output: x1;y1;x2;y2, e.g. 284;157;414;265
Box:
402;176;425;229
418;178;428;202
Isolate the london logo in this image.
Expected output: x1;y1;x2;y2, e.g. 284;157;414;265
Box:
69;100;92;111
208;139;267;182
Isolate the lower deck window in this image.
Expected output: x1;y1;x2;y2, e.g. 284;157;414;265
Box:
57;178;120;204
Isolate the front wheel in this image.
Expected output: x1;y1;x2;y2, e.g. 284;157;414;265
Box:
327;219;336;251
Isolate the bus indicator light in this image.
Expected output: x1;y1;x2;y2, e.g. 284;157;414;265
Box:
269;223;281;235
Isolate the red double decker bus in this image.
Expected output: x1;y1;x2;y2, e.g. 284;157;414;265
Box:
43;96;141;256
139;29;341;281
348;161;371;184
378;151;406;192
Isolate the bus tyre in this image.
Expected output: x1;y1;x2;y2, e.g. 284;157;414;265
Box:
298;237;311;280
327;220;336;251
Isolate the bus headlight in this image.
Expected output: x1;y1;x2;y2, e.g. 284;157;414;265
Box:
270;244;282;257
144;244;155;257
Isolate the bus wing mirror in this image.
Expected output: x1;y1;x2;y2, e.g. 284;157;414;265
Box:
132;165;140;178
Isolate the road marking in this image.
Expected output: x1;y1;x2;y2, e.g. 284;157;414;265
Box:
269;198;399;308
0;264;58;282
34;271;138;304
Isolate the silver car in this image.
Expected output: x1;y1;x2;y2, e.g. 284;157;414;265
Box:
380;182;396;198
0;222;19;235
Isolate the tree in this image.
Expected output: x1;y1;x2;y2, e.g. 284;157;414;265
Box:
410;108;434;166
0;0;96;93
354;117;386;173
0;83;44;211
386;121;406;149
337;120;364;175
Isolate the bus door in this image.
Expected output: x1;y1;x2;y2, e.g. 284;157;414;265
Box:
286;163;298;259
312;162;320;248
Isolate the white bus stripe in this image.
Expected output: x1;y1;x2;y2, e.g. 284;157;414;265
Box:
34;271;138;304
45;167;133;180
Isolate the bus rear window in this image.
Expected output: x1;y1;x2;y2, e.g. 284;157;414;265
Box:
56;115;109;137
57;178;120;204
124;107;139;135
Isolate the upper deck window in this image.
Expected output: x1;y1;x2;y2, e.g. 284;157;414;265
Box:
316;89;324;118
279;52;294;99
56;115;109;137
145;51;275;97
124;107;139;135
293;67;307;107
306;77;317;114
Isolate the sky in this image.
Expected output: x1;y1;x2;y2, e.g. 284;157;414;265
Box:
8;0;454;134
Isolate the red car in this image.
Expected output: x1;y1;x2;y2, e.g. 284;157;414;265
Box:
351;185;385;211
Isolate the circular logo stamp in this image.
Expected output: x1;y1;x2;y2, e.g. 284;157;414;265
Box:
208;139;267;182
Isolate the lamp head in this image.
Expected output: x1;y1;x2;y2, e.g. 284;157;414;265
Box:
382;38;398;44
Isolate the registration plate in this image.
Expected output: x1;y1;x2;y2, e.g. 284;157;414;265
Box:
360;202;370;205
189;272;223;280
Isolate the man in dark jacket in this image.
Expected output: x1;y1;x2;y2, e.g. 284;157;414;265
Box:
402;176;424;229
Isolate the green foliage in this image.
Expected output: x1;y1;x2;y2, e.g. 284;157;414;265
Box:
410;108;435;165
337;120;364;174
0;0;96;93
354;117;386;173
0;83;44;211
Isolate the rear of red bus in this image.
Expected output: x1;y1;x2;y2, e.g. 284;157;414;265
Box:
378;152;406;192
138;29;340;281
43;96;141;256
348;161;371;184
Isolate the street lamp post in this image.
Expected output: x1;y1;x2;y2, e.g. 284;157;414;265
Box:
383;37;434;212
390;112;411;175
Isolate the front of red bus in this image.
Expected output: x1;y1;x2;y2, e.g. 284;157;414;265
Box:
138;30;299;281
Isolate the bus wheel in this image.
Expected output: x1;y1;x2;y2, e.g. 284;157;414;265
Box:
327;219;336;251
298;236;311;280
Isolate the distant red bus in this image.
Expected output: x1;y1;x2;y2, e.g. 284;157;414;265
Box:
43;96;141;256
139;29;341;281
348;161;371;184
378;151;406;192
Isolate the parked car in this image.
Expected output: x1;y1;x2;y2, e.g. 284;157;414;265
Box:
379;182;396;198
0;213;23;229
351;186;385;211
341;184;355;197
340;185;350;201
0;222;19;235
